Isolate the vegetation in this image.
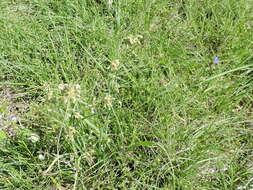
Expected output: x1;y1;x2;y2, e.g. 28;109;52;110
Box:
0;0;253;189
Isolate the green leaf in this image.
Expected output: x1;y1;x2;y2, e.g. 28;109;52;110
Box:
0;130;7;141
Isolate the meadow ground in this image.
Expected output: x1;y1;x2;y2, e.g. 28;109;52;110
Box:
0;0;253;189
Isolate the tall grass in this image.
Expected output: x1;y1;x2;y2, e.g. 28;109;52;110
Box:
0;0;253;189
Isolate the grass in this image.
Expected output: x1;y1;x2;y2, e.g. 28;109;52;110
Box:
0;0;253;189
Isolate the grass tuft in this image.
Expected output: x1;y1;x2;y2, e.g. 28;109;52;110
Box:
0;0;253;189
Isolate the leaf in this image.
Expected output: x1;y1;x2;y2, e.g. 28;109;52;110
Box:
0;130;7;141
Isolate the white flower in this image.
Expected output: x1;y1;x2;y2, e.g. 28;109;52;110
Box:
126;34;143;45
28;133;40;143
111;59;120;70
104;95;114;108
38;154;45;160
58;84;65;90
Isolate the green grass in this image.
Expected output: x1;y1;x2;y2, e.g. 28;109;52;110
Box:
0;0;253;189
